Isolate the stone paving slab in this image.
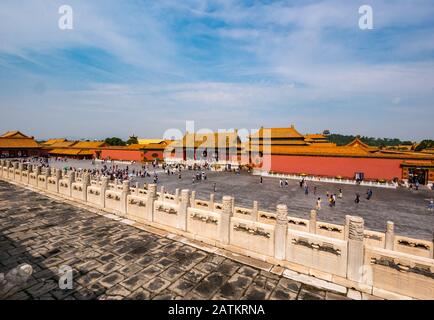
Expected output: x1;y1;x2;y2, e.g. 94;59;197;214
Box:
0;180;351;300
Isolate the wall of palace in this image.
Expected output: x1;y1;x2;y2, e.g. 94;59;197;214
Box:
1;159;434;300
264;155;403;180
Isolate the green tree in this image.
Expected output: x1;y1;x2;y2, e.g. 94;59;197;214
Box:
126;135;139;145
415;140;434;152
104;137;126;146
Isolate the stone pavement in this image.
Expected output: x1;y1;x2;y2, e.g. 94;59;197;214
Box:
0;180;351;300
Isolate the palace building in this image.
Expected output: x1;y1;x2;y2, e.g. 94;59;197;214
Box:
247;125;434;185
41;140;107;159
168;131;243;165
97;140;171;162
0;131;41;158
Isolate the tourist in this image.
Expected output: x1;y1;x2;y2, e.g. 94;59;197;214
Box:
366;189;373;200
260;176;263;184
316;197;321;210
213;183;217;193
428;199;434;212
338;189;343;199
355;193;360;204
304;185;309;195
279;179;283;188
285;179;289;187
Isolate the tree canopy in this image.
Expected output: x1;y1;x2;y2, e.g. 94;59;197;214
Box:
104;137;126;146
126;135;139;145
327;134;414;147
415;140;434;152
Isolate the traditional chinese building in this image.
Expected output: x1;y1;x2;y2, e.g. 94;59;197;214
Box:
97;140;171;162
168;131;243;165
247;125;434;184
42;140;107;159
0;131;41;158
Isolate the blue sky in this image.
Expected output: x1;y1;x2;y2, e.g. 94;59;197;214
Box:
0;0;433;140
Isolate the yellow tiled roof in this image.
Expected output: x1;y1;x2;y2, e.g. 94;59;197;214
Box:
249;126;304;139
172;132;241;149
43;141;77;148
73;141;106;149
42;139;67;146
137;139;166;145
49;149;82;155
0;131;40;149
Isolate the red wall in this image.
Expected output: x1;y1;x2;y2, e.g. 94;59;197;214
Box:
267;155;403;180
143;150;164;162
100;150;143;162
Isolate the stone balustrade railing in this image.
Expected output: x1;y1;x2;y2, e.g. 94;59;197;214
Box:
0;160;433;300
259;171;398;189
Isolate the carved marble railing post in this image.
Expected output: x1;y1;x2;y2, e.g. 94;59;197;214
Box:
209;193;215;211
55;169;62;193
18;163;24;182
26;164;31;184
100;177;109;208
160;186;165;202
309;210;317;234
12;162;18;180
219;196;233;245
0;160;3;178
3;161;9;179
432;232;434;259
82;173;90;202
120;180;130;216
67;171;75;197
178;189;189;231
274;204;288;260
191;191;196;208
5;161;11;179
252;201;259;221
344;215;351;240
35;166;41;186
347;216;365;282
43;166;50;189
135;182;139;196
385;221;395;251
175;188;180;204
146;184;157;222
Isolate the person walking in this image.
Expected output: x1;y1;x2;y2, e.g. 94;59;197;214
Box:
260;176;263;184
366;189;373;200
427;199;434;212
338;188;343;199
316;197;322;211
355;193;360;204
280;179;283;188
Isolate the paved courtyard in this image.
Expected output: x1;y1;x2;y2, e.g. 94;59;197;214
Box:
48;159;434;240
0;180;350;300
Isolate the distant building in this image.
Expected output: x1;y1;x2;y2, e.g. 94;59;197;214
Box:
97;140;171;162
246;125;434;185
41;140;107;159
0;131;41;158
168;131;243;165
